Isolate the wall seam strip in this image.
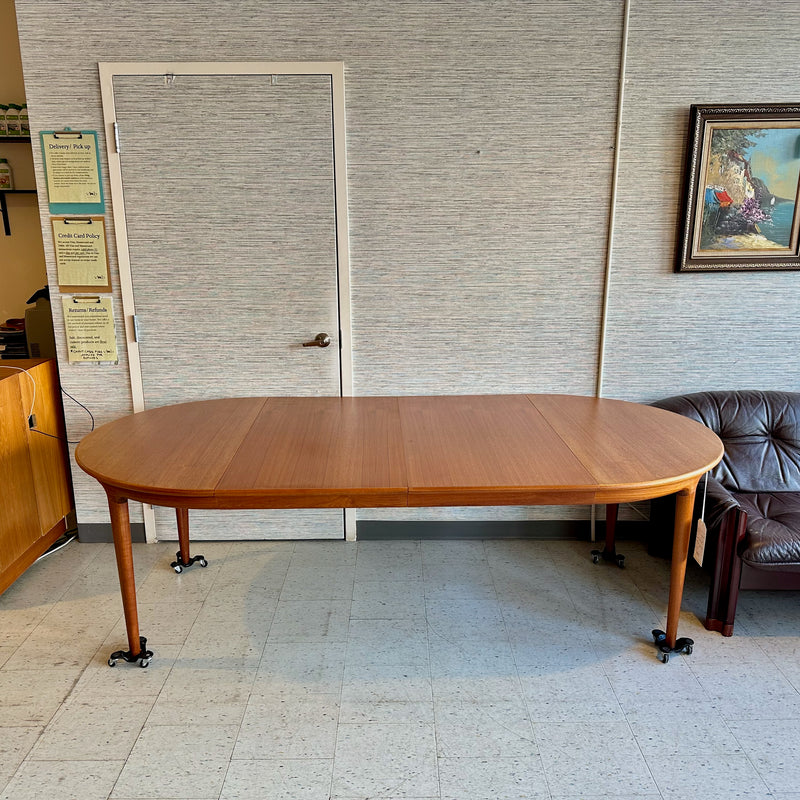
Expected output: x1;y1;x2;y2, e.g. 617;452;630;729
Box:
592;0;631;540
595;0;632;400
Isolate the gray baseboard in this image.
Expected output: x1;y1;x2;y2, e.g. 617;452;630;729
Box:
78;523;146;543
74;520;648;544
356;519;649;541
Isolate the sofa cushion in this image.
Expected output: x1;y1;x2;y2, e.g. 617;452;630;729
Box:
733;492;800;570
652;391;800;494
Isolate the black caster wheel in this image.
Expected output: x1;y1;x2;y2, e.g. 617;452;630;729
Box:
616;555;625;568
652;629;694;662
107;637;153;668
592;553;600;564
170;552;207;572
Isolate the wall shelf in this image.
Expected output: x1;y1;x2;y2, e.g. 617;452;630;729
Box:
0;189;38;236
1;135;36;234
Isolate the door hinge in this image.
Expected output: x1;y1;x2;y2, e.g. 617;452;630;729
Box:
113;121;121;153
132;314;141;342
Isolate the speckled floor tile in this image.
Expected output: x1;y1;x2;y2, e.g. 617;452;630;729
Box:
1;759;124;800
692;662;800;721
648;752;771;799
341;662;433;724
268;600;351;643
255;641;346;698
219;758;333;800
351;580;426;618
112;724;238;799
233;695;340;760
346;618;429;666
105;599;203;647
331;721;438;798
630;713;741;757
279;563;356;601
434;699;537;758
536;721;658;796
146;666;256;726
727;718;800;794
438;756;549;800
520;663;624;722
71;643;182;699
0;727;42;782
0;668;83;726
29;696;154;760
354;541;423;582
3;538;800;800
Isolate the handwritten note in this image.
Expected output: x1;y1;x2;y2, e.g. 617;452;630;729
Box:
62;296;118;363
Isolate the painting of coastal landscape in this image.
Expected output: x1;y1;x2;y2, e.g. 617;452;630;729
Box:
678;104;800;271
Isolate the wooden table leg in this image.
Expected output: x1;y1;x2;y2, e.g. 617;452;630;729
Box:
590;503;625;567
652;483;697;662
105;489;152;667
177;507;191;565
169;507;207;574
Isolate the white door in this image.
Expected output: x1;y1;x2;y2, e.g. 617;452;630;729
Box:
100;63;352;541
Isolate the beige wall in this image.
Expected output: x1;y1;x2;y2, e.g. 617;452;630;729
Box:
0;0;46;324
12;0;800;535
602;2;800;400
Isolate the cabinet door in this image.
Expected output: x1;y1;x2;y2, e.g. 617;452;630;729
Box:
19;361;73;533
0;375;41;573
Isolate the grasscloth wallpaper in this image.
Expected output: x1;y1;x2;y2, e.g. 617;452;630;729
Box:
13;1;800;539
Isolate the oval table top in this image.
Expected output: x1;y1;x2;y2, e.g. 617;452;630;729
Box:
75;394;724;510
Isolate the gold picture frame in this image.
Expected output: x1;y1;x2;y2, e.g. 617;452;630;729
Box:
677;104;800;272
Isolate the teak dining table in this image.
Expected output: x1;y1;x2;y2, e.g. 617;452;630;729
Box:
75;394;724;666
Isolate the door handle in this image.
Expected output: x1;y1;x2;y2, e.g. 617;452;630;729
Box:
302;333;331;348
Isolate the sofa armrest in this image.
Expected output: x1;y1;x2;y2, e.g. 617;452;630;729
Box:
703;481;749;636
704;476;743;531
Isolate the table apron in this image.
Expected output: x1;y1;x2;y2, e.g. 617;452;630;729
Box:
104;483;702;511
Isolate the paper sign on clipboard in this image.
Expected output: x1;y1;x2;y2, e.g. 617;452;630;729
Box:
52;217;111;292
62;296;118;363
40;129;105;214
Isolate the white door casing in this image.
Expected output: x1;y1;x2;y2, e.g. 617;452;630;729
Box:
98;62;354;542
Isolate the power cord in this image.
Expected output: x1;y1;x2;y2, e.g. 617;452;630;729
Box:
34;529;78;563
1;365;36;420
3;364;95;443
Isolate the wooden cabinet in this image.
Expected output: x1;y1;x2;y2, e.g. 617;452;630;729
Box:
0;358;74;594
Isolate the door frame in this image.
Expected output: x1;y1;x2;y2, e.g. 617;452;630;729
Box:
98;61;355;541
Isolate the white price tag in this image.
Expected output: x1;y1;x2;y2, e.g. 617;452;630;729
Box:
693;518;707;566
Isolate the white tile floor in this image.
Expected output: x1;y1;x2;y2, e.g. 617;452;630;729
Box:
1;536;800;800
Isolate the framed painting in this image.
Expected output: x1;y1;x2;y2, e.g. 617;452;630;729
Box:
677;103;800;271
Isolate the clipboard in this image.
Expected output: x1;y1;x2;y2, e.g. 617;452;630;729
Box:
52;217;112;292
62;295;118;363
40;128;105;214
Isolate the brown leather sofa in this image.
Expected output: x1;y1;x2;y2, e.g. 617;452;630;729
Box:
650;390;800;636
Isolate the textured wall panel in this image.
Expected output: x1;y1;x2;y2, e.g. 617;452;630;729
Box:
110;73;343;539
15;0;623;533
602;1;800;402
114;74;340;405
